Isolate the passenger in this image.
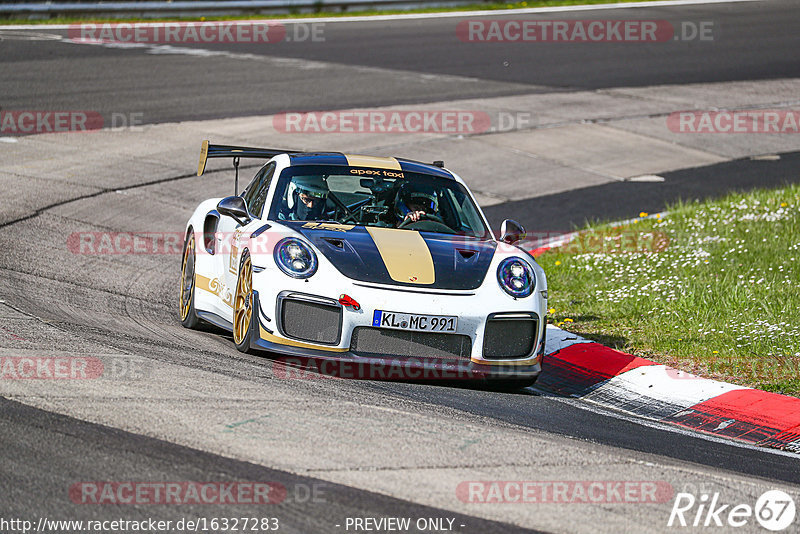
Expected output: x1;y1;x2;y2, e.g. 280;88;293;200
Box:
395;183;439;225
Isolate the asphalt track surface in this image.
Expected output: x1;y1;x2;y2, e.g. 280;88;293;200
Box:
0;398;537;533
484;150;800;232
2;1;800;532
1;0;799;123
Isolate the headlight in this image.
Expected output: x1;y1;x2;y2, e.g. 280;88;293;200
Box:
274;238;318;278
497;257;535;298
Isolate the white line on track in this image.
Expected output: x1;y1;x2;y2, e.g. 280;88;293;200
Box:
55;37;490;85
0;0;761;30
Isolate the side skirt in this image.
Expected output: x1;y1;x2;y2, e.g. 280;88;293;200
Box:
196;310;233;332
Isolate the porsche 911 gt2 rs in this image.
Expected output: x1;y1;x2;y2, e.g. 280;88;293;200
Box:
179;141;547;388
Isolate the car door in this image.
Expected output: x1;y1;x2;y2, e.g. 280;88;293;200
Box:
219;162;276;309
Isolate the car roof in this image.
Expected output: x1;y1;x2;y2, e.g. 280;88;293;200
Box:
287;153;454;179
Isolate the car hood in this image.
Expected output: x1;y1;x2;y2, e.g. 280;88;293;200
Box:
283;221;497;290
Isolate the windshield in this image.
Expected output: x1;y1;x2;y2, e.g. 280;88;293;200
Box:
268;165;490;238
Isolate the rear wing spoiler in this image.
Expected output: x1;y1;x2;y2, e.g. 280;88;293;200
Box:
197;140;303;194
197;140;300;176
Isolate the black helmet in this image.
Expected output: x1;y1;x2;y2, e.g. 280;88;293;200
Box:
396;182;438;219
288;175;329;220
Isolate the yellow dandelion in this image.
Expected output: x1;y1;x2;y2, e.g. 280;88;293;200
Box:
555;260;562;266
781;202;788;207
712;350;719;354
639;212;648;217
548;308;556;314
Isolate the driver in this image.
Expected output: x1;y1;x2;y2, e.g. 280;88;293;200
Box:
395;183;439;225
278;175;329;221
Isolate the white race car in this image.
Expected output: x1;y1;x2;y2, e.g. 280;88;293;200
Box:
179;141;547;388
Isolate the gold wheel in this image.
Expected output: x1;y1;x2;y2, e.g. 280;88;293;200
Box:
233;253;253;346
179;233;196;322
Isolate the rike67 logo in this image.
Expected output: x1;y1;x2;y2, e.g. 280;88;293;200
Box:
668;489;796;531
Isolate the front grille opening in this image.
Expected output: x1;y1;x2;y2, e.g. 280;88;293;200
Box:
350;327;472;360
483;317;537;359
280;299;341;344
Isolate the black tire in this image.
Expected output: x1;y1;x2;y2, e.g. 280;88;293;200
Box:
233;250;257;354
179;231;201;329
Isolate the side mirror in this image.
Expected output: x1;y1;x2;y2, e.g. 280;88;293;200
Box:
500;219;525;244
217;196;251;226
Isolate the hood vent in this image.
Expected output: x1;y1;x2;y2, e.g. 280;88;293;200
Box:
323;238;345;249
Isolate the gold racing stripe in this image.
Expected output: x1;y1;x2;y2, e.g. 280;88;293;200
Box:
195;274;233;308
344;155;402;170
366;227;435;285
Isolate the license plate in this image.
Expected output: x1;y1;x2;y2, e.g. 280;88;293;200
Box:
372;310;457;333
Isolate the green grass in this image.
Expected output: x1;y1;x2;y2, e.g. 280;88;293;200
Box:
0;0;670;25
538;184;800;397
